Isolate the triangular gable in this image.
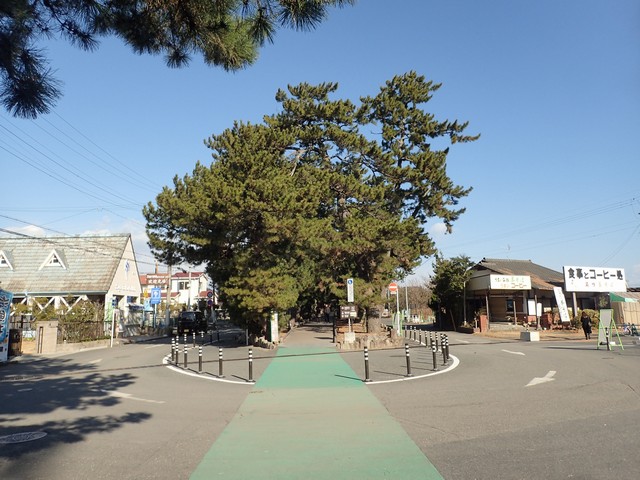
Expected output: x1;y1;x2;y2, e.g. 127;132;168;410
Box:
39;249;67;270
0;250;13;270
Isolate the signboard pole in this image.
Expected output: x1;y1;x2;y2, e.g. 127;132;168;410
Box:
110;304;116;348
396;288;401;334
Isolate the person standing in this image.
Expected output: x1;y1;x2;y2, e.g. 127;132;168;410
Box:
580;311;592;340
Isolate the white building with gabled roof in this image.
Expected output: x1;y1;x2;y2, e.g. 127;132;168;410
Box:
0;234;141;318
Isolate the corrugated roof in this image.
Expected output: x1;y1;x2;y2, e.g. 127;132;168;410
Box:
474;258;564;290
0;235;131;296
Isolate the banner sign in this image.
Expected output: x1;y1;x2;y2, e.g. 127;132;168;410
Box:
563;266;626;292
0;289;14;363
553;287;571;324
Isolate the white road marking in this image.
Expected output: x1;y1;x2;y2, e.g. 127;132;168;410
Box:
100;390;165;404
526;370;556;387
88;358;102;364
502;349;525;356
144;344;166;349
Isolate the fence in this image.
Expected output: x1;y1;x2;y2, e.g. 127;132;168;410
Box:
57;320;108;343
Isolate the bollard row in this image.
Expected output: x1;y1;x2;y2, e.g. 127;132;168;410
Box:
168;341;258;382
361;336;452;381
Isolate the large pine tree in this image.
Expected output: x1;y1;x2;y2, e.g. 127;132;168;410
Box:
143;72;478;327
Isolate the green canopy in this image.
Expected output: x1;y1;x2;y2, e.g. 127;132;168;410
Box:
610;293;637;303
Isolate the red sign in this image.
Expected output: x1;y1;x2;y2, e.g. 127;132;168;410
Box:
388;282;398;294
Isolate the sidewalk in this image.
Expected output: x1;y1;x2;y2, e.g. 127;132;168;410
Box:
190;325;444;479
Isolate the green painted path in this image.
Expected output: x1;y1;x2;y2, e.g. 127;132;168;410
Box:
191;340;443;479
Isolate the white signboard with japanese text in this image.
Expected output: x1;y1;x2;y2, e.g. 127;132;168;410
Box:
553;287;571;324
563;266;626;292
489;275;531;290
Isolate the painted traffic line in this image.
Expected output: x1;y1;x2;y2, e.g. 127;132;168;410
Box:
501;349;525;356
526;370;556;387
190;345;444;480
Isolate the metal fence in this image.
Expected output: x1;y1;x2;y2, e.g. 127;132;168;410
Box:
57;320;108;343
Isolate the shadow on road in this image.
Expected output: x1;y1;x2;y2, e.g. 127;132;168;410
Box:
0;356;152;459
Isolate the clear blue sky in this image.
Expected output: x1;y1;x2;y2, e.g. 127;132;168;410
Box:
2;0;639;285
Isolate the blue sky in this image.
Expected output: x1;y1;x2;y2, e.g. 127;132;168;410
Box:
1;0;639;286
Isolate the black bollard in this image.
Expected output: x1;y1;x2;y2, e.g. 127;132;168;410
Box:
442;337;447;365
429;331;433;348
432;344;438;371
605;327;610;351
170;337;175;363
201;331;205;346
198;345;203;373
183;333;187;349
445;335;450;362
248;348;254;383
413;327;417;341
435;333;439;352
218;347;224;378
364;347;371;382
192;331;196;348
183;344;188;368
405;344;412;377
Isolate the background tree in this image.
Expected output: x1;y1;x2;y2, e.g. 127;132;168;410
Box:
144;72;477;330
0;0;354;118
428;254;474;330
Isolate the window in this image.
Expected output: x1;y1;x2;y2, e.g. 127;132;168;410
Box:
179;281;190;290
0;251;12;269
39;249;67;270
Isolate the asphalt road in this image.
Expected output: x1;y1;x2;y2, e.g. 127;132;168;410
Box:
363;334;640;480
1;328;638;479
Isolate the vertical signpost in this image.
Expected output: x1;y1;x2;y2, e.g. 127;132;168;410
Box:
150;287;162;329
110;296;117;348
346;278;354;334
389;282;400;334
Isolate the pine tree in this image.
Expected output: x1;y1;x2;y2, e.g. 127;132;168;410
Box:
144;73;478;328
0;0;354;118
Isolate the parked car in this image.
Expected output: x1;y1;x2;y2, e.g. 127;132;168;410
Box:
174;311;206;335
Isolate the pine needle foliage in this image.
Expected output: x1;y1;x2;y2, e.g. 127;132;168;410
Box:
0;0;354;117
144;72;478;327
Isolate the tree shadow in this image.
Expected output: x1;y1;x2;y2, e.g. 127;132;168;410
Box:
0;356;152;460
0;412;151;460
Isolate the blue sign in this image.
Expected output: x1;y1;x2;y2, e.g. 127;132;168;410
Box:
150;287;162;305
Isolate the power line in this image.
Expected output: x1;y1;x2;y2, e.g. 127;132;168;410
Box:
0;227;161;269
51;111;161;191
0;214;159;263
0;124;142;206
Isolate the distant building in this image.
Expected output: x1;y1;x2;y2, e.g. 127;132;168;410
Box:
139;269;215;311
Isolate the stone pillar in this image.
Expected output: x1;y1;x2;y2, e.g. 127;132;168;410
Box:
35;320;59;354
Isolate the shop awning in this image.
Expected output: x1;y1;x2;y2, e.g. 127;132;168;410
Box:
610;292;638;303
